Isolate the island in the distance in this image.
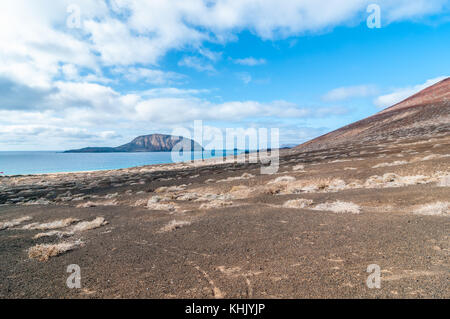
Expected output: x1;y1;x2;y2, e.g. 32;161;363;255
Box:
64;134;204;153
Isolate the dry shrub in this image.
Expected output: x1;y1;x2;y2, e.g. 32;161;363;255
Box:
372;161;408;168
283;178;347;194
283;199;314;209
22;218;79;230
159;220;191;233
292;165;305;171
70;217;108;232
0;216;32;231
176;193;198;201
28;240;84;261
23;198;51;206
194;193;233;202
414;202;449;216
217;173;255;183
228;185;254;199
437;176;450;187
312;201;361;214
155;185;187;193
200;200;233;209
33;231;67;239
147;201;179;212
33;217;108;239
133;198;148;207
76;200;117;208
364;173;431;188
267;176;296;184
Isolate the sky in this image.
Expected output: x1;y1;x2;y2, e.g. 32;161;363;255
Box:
0;0;449;151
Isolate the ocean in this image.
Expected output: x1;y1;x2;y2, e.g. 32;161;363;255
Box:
0;150;241;176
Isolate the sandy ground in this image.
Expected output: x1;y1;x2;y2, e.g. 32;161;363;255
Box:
0;133;449;298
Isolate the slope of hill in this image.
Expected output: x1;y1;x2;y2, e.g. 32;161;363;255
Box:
65;134;203;153
295;77;450;152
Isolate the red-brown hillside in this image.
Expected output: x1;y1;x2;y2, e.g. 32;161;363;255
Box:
295;77;450;152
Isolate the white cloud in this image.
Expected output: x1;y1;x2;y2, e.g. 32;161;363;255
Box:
374;76;448;108
112;67;185;85
84;18;165;66
233;57;267;66
140;88;210;97
1;0;447;87
1;74;351;150
134;98;311;124
237;72;252;84
199;48;223;62
322;85;378;101
178;56;216;73
382;0;450;23
1;0;447;83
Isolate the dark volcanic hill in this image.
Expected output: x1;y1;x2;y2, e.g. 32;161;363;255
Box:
295;77;450;152
65;134;204;153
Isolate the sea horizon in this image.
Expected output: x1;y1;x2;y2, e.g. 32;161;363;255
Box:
0;150;243;176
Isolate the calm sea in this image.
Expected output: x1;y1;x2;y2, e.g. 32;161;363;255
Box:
0;150;241;176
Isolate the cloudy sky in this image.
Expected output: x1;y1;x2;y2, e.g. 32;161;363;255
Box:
1;0;449;150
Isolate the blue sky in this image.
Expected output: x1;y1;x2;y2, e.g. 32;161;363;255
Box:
0;0;449;150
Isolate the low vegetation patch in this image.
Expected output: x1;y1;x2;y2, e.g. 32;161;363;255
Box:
437;175;450;187
76;200;117;208
312;201;361;214
21;218;79;230
267;176;296;184
200;200;233;209
28;240;84;261
283;199;314;209
33;217;108;239
372;161;408;168
147;201;179;212
0;216;32;231
159;220;191;233
217;173;255;183
414;202;449;216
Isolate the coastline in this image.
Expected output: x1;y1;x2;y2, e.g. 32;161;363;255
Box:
0;149;279;178
0;149;255;177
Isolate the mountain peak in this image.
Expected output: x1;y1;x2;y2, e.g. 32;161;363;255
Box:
65;134;203;153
